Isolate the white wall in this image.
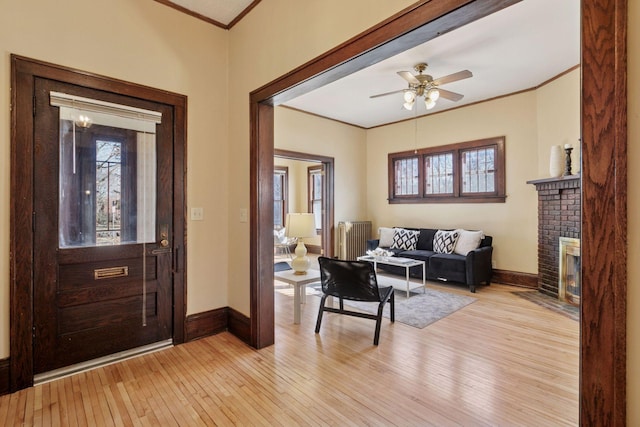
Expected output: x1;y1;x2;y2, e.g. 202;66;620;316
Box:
536;70;581;176
227;0;415;314
366;70;579;274
275;108;368;223
366;91;540;273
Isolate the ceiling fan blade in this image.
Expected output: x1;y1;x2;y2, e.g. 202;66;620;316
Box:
432;70;473;86
369;89;406;99
437;88;465;102
397;71;420;84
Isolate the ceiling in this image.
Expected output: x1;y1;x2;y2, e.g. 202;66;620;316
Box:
157;0;258;27
161;0;580;129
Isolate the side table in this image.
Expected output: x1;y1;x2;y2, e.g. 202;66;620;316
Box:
274;268;321;324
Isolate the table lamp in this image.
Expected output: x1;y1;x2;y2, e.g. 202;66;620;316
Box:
285;213;317;275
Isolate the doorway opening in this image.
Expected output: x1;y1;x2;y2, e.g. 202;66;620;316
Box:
249;0;627;423
274;149;335;259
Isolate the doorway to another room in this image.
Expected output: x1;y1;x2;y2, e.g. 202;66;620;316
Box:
274;149;335;262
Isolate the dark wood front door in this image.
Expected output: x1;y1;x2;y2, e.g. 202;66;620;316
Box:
32;77;174;374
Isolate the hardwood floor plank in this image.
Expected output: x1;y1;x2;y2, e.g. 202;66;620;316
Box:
0;281;578;425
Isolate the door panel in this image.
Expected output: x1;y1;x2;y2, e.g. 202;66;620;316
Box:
33;77;174;374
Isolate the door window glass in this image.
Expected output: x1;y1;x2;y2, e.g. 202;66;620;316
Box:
52;92;161;248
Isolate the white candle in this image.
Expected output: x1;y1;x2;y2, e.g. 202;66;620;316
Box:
564;143;572;149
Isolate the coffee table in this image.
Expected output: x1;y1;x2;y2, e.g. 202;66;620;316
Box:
357;255;426;298
274;268;321;324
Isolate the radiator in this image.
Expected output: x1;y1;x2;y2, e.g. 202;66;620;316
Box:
337;221;372;260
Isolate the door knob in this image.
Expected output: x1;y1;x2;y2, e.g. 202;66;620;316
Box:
160;239;169;247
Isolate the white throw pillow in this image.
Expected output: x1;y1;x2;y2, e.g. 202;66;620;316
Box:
390;228;420;251
433;230;460;254
378;227;395;247
453;229;484;255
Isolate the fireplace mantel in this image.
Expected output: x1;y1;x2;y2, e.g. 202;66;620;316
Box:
528;174;581;297
526;174;580;187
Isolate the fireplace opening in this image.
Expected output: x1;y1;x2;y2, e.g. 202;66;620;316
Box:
559;237;580;306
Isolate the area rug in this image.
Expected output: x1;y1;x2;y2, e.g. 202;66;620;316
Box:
274;261;292;272
310;276;477;329
512;290;579;321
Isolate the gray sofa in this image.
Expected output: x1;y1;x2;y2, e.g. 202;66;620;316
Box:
366;227;493;293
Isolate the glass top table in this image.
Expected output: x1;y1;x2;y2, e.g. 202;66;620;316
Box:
357;255;426;298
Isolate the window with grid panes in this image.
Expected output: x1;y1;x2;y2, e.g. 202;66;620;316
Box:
274;166;288;227
308;165;323;231
393;156;419;197
388;136;505;203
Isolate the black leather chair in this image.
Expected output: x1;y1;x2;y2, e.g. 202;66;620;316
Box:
315;257;395;345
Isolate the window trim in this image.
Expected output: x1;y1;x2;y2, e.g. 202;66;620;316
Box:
307;164;323;232
274;166;288;228
388;136;506;204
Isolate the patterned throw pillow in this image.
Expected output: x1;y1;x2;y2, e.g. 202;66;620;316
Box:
390;228;419;250
433;230;461;254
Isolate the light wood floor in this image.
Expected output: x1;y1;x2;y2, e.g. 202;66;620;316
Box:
0;278;579;426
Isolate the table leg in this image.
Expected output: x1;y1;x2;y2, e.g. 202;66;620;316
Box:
405;267;410;298
294;283;301;324
422;263;426;293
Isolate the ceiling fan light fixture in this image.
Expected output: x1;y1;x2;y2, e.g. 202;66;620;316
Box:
403;100;415;110
403;90;416;103
425;98;436;110
427;88;440;101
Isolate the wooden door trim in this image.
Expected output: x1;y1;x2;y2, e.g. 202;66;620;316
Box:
275;149;335;258
250;0;627;424
9;55;188;391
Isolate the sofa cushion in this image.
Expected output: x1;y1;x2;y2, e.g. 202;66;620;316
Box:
433;230;460;254
398;249;435;263
378;227;395;247
391;228;420;250
454;229;484;255
416;228;437;251
429;253;466;283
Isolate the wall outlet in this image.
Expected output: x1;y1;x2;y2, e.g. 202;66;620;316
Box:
492;260;497;269
191;207;204;221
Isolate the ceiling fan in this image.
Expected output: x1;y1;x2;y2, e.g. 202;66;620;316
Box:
370;62;473;110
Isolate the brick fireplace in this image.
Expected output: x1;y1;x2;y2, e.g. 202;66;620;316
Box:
527;175;580;298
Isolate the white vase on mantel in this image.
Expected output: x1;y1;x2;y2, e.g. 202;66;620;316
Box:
549;145;564;178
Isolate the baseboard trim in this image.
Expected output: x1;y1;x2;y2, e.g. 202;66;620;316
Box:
0;358;9;396
227;308;251;344
492;269;538;289
185;307;228;342
184;306;250;345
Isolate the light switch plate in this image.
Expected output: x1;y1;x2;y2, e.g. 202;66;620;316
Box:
191;207;204;221
239;208;248;223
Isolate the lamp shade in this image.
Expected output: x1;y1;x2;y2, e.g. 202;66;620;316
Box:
285;213;316;238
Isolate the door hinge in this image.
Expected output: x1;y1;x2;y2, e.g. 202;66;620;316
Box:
32;325;36;338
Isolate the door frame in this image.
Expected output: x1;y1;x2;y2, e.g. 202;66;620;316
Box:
249;0;627;424
9;55;188;392
274;149;335;258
